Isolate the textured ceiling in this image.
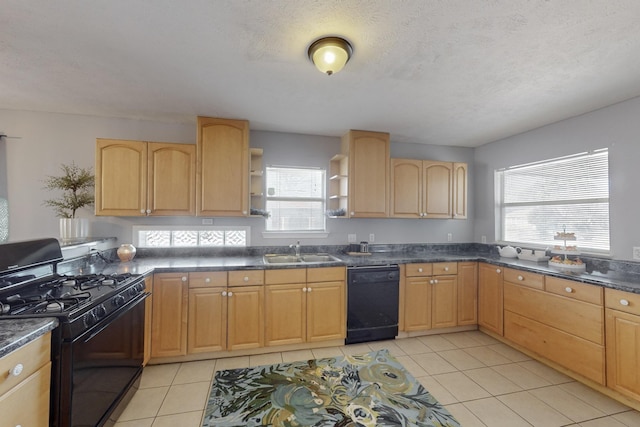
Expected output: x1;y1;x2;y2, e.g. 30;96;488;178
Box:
2;0;640;147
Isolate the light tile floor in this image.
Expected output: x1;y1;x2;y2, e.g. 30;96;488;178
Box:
115;331;640;427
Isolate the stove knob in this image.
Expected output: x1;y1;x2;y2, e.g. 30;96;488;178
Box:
113;295;126;307
128;287;138;297
84;312;98;328
94;304;107;319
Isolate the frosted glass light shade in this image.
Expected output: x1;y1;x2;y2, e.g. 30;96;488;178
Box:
308;37;353;75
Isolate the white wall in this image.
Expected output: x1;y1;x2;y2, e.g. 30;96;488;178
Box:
474;96;640;261
0;109;474;246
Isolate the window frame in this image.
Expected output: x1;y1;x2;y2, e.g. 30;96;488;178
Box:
263;165;327;234
495;149;610;255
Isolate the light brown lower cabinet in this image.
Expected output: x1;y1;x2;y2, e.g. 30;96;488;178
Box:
265;267;345;346
226;285;265;351
478;263;504;336
0;333;52;427
605;288;640;400
151;273;189;358
402;262;468;331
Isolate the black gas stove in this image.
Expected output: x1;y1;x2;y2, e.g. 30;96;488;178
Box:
0;238;147;427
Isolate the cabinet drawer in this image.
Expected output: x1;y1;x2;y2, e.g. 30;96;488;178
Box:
0;363;51;427
433;262;457;275
505;311;605;385
307;266;345;283
546;276;603;305
504;268;544;290
228;270;264;287
0;333;51;397
605;288;640;316
504;283;603;345
405;263;432;277
265;268;307;285
189;271;227;288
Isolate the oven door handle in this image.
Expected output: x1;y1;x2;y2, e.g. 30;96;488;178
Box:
79;292;149;344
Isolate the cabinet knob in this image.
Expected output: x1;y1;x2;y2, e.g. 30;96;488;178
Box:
418;268;423;273
146;209;152;214
429;279;434;284
181;276;187;282
243;276;249;282
302;287;307;292
307;287;312;292
517;275;524;281
222;291;227;296
10;363;23;377
205;277;211;283
350;211;355;216
242;210;247;215
444;267;449;272
565;287;573;293
620;299;630;306
228;292;233;297
140;209;145;214
496;268;501;274
433;279;438;284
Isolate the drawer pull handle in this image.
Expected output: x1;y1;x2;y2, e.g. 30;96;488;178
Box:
205;277;211;283
243;276;249;282
181;276;187;282
496;268;501;274
517;275;524;281
620;299;630;306
565;287;573;293
418;268;423;273
444;267;449;272
10;363;23;377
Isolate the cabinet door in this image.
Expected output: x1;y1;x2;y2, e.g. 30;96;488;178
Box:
422;161;452;218
478;263;504;336
344;130;389;217
265;283;306;346
606;308;640;400
404;277;432;331
197;117;249;216
0;364;51;427
452;162;467;219
390;158;423;218
151;273;188;358
148;142;196;216
457;262;478;325
188;287;227;354
95;139;147;216
432;276;458;329
227;286;264;350
307;281;346;342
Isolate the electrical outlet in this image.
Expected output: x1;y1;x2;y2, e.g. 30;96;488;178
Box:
633;247;640;260
202;218;213;225
369;233;375;242
348;234;357;243
481;235;487;244
447;233;452;242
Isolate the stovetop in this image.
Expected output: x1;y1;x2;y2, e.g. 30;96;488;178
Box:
0;273;141;318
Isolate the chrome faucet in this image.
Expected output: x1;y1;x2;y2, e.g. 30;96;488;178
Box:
290;240;301;257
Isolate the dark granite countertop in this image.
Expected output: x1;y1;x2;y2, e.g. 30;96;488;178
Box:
75;250;640;295
0;318;58;358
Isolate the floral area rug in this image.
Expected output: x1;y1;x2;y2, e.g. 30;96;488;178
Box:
202;349;461;427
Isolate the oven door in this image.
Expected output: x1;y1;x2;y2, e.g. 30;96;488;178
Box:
57;293;147;427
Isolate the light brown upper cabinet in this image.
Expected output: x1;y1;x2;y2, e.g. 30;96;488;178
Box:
390;159;467;219
197;117;249;216
95;139;196;216
341;130;390;218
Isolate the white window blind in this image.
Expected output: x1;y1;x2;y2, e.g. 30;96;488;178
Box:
496;149;609;252
265;166;326;232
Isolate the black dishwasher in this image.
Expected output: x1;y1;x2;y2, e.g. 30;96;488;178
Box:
346;264;400;344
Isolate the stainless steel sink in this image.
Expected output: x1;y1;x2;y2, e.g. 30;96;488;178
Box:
263;253;341;265
263;254;302;264
300;254;340;263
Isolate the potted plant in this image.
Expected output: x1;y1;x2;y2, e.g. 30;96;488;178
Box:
43;162;95;241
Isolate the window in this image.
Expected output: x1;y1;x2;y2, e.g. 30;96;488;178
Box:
265;166;326;232
495;149;609;253
135;226;249;248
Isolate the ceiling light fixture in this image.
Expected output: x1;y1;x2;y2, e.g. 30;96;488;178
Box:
308;36;353;76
